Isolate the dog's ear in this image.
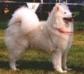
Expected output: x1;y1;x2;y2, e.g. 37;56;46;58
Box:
56;6;59;11
55;3;60;11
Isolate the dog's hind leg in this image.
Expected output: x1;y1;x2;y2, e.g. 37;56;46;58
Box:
52;49;67;73
6;36;28;70
10;40;28;70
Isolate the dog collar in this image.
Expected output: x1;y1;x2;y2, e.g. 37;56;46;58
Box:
56;28;73;34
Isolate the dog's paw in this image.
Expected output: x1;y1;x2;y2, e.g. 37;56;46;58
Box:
57;70;67;73
63;67;72;71
66;68;72;71
55;68;67;73
11;68;20;72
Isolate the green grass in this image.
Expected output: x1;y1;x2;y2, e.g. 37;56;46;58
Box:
0;30;84;74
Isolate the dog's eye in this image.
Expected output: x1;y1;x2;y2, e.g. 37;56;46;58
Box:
64;12;66;14
59;4;61;5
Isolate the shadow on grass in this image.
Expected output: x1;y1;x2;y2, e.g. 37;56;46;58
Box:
0;60;53;71
18;60;53;71
0;60;9;69
0;60;84;73
69;65;84;73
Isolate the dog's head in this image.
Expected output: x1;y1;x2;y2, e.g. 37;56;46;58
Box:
54;3;73;24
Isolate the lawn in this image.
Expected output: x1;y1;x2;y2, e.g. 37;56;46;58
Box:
0;30;84;74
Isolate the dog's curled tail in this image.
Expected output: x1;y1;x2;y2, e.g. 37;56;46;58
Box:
8;7;25;26
8;6;39;26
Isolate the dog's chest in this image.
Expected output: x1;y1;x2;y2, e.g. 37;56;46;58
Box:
48;28;73;50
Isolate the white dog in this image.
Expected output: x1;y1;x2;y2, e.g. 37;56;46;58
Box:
5;3;73;73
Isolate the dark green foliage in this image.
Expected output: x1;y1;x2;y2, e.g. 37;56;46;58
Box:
74;22;84;31
0;21;8;29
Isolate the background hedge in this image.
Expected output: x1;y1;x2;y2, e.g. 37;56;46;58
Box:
0;3;84;31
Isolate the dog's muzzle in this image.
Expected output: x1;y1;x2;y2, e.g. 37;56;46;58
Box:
63;17;73;24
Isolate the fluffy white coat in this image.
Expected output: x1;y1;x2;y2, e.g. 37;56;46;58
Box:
5;3;73;73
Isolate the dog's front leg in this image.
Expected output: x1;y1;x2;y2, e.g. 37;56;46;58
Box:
62;49;71;71
62;49;68;70
52;49;67;73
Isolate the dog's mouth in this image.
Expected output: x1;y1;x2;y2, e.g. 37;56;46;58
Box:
63;17;73;24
